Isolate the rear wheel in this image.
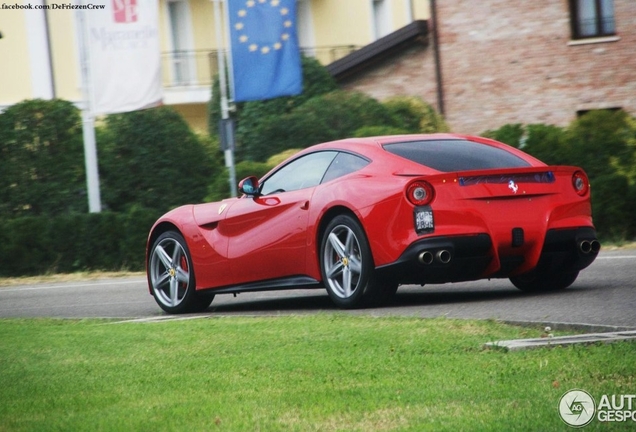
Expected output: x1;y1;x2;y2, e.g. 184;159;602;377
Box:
148;231;214;314
320;215;376;308
510;270;579;292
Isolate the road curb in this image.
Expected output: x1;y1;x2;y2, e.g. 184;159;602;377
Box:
486;320;636;351
500;319;636;333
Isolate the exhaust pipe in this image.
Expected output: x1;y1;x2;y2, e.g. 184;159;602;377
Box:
579;240;591;254
590;240;601;253
418;251;434;265
436;250;452;264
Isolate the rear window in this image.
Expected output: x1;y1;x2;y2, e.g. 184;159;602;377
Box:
383;139;531;172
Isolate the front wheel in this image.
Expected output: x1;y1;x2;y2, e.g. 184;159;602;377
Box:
510;270;579;292
148;231;214;314
320;215;379;308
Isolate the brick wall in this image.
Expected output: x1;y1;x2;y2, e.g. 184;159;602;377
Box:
339;0;636;135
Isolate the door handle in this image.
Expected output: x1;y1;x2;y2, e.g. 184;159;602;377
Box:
300;201;309;210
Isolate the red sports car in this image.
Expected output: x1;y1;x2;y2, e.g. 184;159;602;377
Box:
146;134;600;314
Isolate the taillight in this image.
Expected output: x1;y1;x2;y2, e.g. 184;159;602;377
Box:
572;171;589;196
407;181;435;206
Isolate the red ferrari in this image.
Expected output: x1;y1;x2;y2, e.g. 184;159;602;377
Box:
146;134;600;314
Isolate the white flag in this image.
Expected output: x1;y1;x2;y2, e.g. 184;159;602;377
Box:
85;0;162;115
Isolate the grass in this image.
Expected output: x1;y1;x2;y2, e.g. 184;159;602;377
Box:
0;316;634;431
0;271;145;287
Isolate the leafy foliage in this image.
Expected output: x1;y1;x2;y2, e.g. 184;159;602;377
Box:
240;91;398;161
98;106;216;213
522;124;568;165
564;109;636;179
213;59;447;163
382;96;449;133
482;123;524;148
0;206;160;276
0;99;86;217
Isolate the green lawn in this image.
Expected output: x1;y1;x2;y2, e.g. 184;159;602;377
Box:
0;316;633;431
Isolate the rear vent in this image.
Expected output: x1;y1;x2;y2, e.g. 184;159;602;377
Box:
512;228;524;247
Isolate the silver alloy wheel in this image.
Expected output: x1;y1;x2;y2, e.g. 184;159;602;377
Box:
323;224;364;299
149;236;192;308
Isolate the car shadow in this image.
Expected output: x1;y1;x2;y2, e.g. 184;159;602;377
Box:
202;282;576;314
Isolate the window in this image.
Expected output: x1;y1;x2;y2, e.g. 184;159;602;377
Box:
570;0;616;40
260;152;337;195
321;152;370;184
372;0;391;40
383;140;531;172
167;0;195;85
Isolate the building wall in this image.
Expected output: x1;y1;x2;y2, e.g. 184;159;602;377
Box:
338;43;438;108
0;9;33;105
438;0;636;134
338;0;636;135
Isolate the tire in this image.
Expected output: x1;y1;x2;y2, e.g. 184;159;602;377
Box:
320;215;378;308
148;231;214;314
510;270;579;292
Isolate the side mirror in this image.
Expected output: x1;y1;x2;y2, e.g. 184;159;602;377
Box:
238;176;260;197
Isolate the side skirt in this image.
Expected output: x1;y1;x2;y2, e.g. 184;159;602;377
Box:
200;276;322;295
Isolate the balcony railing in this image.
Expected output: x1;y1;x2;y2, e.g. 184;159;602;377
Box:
161;45;360;89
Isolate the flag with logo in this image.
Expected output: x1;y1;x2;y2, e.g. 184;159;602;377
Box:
84;0;162;115
228;0;303;102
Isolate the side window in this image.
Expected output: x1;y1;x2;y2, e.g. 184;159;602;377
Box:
321;152;370;184
570;0;615;40
260;151;337;195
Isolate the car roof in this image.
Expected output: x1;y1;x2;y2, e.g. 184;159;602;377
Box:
284;133;543;174
297;133;507;157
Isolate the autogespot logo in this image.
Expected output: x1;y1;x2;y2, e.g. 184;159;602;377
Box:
559;389;596;428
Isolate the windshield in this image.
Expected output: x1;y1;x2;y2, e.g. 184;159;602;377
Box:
383;139;531;172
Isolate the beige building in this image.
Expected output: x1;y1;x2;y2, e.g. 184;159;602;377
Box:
0;0;430;132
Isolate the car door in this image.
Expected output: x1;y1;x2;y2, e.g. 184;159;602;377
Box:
221;151;338;285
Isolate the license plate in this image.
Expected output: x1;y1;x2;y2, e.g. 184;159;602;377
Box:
414;206;434;234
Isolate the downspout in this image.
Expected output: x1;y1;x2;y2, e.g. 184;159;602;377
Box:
430;0;444;116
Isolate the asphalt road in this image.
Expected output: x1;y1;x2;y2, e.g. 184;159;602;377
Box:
1;248;635;328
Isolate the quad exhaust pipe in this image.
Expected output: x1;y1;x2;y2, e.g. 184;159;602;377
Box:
418;249;452;265
418;251;434;265
579;239;601;254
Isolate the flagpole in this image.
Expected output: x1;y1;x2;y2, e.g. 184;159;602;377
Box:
77;3;102;213
213;0;237;198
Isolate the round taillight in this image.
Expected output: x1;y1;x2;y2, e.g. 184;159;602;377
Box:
407;181;435;206
572;171;589;196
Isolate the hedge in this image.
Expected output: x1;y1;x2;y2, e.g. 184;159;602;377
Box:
0;207;161;277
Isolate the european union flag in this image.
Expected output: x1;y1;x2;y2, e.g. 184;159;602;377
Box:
228;0;303;102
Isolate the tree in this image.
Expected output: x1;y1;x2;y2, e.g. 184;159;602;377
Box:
482;123;524;148
523;124;568;165
0;99;86;217
382;96;449;133
565;110;636;179
99;107;216;213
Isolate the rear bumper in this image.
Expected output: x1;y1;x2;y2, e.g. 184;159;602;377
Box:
376;227;599;284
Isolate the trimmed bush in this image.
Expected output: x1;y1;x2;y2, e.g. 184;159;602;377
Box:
0;99;86;217
98;106;215;213
0;207;162;277
382;96;449;133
